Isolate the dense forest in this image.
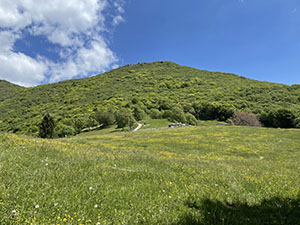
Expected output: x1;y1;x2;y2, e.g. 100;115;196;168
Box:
1;61;300;137
0;80;25;101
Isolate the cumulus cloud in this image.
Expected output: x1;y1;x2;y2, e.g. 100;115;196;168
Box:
49;38;116;83
0;52;47;87
0;0;125;87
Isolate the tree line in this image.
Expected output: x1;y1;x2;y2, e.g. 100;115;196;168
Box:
38;100;300;138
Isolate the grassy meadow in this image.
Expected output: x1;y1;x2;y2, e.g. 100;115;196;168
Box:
1;123;300;224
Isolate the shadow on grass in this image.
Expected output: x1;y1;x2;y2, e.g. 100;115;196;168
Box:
175;197;300;225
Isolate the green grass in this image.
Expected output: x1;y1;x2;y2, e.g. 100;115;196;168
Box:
1;124;300;224
141;118;170;130
76;125;120;137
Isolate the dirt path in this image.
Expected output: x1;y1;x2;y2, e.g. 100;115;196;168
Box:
133;123;143;132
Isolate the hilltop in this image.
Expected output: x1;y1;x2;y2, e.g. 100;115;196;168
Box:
1;61;300;135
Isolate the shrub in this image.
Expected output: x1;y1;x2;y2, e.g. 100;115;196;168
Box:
161;110;172;119
185;113;197;125
192;102;235;121
260;108;297;128
231;112;262;127
272;109;296;128
169;106;186;123
73;116;89;133
115;109;136;130
158;99;173;110
87;116;99;127
150;109;162;119
133;107;145;121
54;123;76;138
94;111;115;127
294;117;300;128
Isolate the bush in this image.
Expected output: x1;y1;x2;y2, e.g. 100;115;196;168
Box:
158;99;173;110
192;102;235;121
294;117;300;128
150;109;162;119
87;116;99;127
260;108;297;128
54;123;76;138
231;112;262;127
185;113;197;125
273;109;296;128
115;109;136;130
94;111;115;127
161;110;172;119
169;106;186;123
133;106;145;121
73;116;89;133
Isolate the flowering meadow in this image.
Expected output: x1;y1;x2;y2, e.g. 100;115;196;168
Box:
1;125;300;224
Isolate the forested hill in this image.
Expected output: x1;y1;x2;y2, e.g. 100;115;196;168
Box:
1;61;300;135
0;80;25;102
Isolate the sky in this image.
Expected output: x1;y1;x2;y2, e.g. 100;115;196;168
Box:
0;0;299;87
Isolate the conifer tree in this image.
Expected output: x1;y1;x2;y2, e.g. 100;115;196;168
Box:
39;113;55;138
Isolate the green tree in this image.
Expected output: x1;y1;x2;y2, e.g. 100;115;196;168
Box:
94;111;115;127
54;123;76;138
192;102;235;121
39;113;55;138
115;109;136;130
170;106;186;123
260;108;296;128
133;106;145;121
273;108;296;128
185;113;197;125
150;109;162;119
73;116;88;134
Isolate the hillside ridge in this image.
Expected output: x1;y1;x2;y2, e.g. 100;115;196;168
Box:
0;61;293;89
0;79;25;101
0;61;300;135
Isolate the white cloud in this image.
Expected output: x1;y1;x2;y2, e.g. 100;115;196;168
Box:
49;38;116;83
0;1;31;29
0;31;19;52
113;15;124;26
0;0;125;87
114;2;125;14
0;52;47;87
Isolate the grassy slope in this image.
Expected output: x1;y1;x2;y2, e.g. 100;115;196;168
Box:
0;80;24;102
1;61;300;133
1;124;300;224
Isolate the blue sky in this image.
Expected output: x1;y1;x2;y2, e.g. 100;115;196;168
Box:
0;0;299;86
112;0;300;85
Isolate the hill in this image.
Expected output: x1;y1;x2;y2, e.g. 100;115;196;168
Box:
0;80;25;102
0;125;300;224
1;61;300;135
